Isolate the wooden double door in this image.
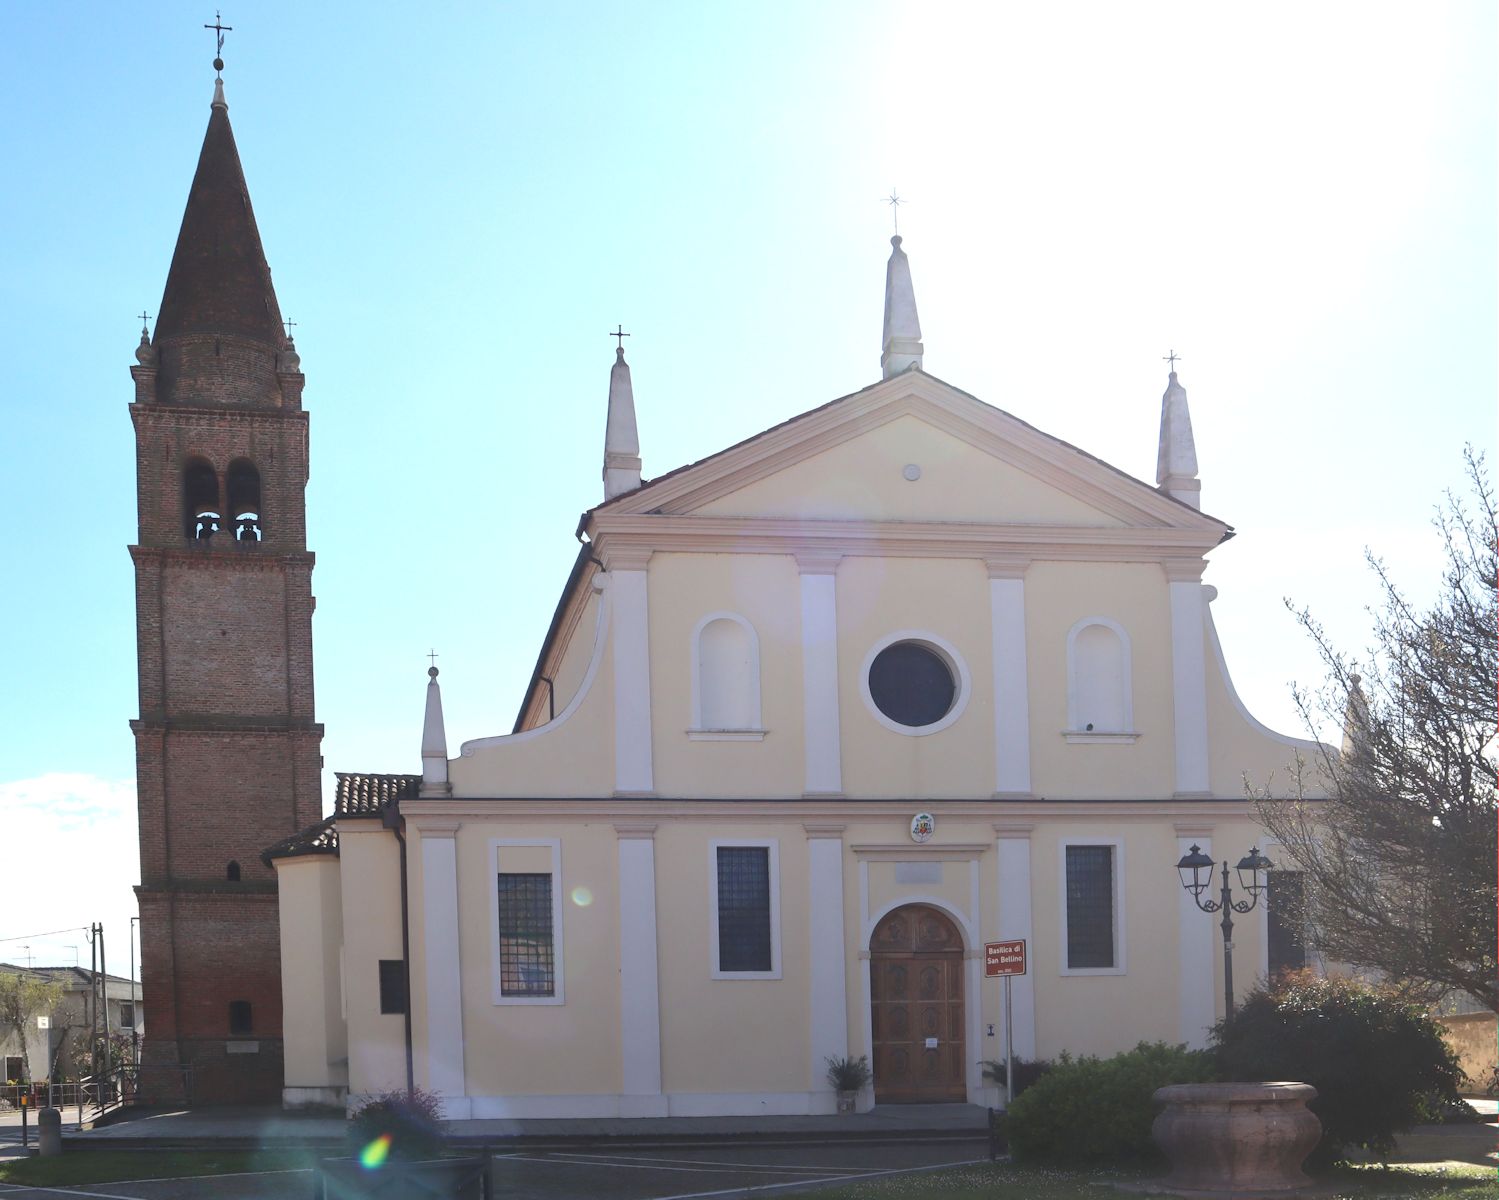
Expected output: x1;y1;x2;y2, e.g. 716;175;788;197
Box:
869;904;966;1103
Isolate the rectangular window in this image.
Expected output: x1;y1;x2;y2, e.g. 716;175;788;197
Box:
117;1002;135;1029
1065;844;1117;970
712;843;780;976
1266;871;1307;976
497;873;555;997
377;960;407;1014
4;1056;22;1083
228;1000;253;1035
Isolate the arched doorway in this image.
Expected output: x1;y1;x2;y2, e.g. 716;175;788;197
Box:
869;903;966;1103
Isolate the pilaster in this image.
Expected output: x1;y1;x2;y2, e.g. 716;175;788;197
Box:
804;824;848;1109
615;823;666;1115
419;822;467;1110
987;558;1032;797
797;554;843;796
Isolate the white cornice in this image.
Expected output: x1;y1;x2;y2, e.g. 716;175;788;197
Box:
397;797;1258;822
590;374;1230;536
590;513;1222;564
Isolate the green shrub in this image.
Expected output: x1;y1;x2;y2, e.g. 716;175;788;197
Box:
1006;1041;1217;1163
348;1087;445;1162
1213;971;1465;1162
982;1055;1055;1099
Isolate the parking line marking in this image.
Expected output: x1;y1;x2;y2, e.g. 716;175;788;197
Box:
0;1186;157;1200
646;1156;989;1200
500;1155;829;1177
536;1152;872;1174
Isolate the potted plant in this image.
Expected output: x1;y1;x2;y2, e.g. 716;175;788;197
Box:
825;1055;872;1113
321;1087;486;1199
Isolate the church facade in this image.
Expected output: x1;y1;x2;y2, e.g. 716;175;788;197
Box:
265;225;1322;1114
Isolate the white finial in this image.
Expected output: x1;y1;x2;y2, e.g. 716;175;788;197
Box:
881;235;923;379
1341;672;1369;758
603;335;642;500
1155;362;1200;509
211;76;227;110
421;663;450;792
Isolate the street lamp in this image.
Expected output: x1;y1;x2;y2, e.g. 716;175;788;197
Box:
128;917;140;1067
1175;844;1273;1020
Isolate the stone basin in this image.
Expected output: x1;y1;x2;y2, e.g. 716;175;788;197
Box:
1150;1082;1321;1196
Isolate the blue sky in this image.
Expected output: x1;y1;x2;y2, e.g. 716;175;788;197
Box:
1;1;1493;971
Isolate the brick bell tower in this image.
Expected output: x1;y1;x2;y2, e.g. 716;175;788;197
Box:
130;61;321;1105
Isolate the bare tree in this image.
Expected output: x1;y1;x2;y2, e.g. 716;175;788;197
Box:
1254;448;1498;1011
0;970;66;1082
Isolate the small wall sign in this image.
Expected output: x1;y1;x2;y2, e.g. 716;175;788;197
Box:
910;812;935;843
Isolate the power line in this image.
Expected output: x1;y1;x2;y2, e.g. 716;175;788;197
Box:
0;925;91;944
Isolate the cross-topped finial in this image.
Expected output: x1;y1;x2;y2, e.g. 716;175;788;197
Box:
205;11;232;75
610;324;630;350
283;318;297;339
881;189;904;235
1164;349;1181;372
138;310;151;336
427;648;439;668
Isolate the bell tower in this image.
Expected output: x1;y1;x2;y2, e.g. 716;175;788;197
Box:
130;61;322;1104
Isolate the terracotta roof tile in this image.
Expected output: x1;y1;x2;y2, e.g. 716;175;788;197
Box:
334;773;421;815
260;816;339;865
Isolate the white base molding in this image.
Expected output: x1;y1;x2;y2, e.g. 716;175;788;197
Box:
465;1089;841;1119
284;1085;346;1109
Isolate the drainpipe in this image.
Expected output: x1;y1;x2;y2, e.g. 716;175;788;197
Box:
385;803;416;1098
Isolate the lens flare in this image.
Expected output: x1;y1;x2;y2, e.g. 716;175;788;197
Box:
570;886;593;907
359;1133;392;1169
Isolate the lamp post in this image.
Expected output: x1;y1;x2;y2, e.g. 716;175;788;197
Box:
128;917;140;1067
1175;844;1274;1020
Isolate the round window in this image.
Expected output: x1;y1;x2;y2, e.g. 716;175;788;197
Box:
867;641;957;729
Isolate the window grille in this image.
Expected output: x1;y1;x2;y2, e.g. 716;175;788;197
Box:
1266;871;1307;975
716;846;772;972
497;873;555;996
1065;845;1115;969
378;959;408;1014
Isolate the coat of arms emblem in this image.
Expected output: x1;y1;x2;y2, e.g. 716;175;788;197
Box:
910;812;935;843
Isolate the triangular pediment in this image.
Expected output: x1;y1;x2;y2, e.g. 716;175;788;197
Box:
594;372;1229;535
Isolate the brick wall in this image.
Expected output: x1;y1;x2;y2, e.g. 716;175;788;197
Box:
131;350;321;1105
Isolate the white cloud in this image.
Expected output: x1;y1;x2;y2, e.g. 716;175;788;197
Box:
0;775;139;979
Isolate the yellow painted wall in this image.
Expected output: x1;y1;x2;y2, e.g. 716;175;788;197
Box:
647;552;805;798
1023;562;1175;799
276;855;346;1090
837;556;995;799
453;820;623;1096
340;824;406;1098
656;821;811;1093
696;414;1124;526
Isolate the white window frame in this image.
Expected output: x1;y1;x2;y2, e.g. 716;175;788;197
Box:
709;838;782;979
858;629;973;737
1064;617;1137;742
489;837;565;1005
1058;837;1127;976
688;611;766;739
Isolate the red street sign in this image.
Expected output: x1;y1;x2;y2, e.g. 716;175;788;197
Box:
985;939;1027;977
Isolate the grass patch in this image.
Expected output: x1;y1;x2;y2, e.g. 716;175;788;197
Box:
0;1148;320;1187
803;1161;1497;1199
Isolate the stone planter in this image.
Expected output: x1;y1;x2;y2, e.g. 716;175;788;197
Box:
836;1090;856;1114
1151;1083;1321;1195
319;1154;487;1199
